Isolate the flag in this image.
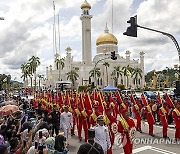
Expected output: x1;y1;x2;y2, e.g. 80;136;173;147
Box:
165;93;174;107
141;93;148;106
116;91;123;103
130;94;136;105
157;92;162;105
58;92;63;108
97;93;104;114
84;93;93;111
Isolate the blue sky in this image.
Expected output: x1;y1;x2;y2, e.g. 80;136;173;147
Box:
0;0;179;81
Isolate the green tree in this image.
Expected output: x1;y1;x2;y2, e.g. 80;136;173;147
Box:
111;66;123;87
89;67;101;87
28;56;41;90
67;69;79;89
55;58;65;81
21;63;29;81
122;65;133;88
103;62;110;86
132;67;142;89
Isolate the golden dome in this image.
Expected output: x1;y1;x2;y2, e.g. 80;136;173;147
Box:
96;32;118;46
81;0;91;9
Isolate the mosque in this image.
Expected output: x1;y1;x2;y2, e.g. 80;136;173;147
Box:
45;0;145;89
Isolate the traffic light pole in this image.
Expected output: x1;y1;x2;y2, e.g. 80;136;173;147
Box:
137;25;180;64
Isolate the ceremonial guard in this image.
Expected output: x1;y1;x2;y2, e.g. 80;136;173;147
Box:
158;101;169;138
172;100;180;139
133;98;143;133
144;100;155;136
117;109;136;154
94;115;111;154
60;105;73;140
106;107;116;154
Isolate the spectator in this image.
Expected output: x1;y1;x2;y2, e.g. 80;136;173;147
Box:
55;133;67;152
77;129;104;154
45;136;68;154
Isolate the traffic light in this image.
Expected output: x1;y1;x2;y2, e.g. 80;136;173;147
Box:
123;16;137;37
111;51;117;60
91;82;95;89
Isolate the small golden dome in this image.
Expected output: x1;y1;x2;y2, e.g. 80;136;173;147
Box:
96;32;118;46
81;0;91;9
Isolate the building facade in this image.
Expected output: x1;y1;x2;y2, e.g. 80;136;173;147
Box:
45;0;145;89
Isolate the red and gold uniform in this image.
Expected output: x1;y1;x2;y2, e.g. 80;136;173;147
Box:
172;101;180;139
133;100;143;132
118;109;135;154
158;102;169;138
144;101;155;136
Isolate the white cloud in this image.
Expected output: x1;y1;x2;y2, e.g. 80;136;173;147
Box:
0;0;179;82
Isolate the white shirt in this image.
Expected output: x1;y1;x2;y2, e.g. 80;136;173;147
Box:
60;111;73;129
94;124;111;152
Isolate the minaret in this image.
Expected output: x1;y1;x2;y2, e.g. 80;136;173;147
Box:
140;51;145;88
125;50;131;64
80;0;92;66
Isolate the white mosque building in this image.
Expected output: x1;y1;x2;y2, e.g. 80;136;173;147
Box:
45;0;145;89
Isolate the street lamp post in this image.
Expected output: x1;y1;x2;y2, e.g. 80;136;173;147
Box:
94;56;110;89
174;64;180;80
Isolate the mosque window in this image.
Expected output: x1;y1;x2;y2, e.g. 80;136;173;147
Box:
139;79;141;85
97;78;99;85
89;77;91;84
133;78;135;85
100;78;102;85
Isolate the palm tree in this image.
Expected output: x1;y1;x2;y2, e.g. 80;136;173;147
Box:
55;58;65;81
89;67;101;87
21;63;28;82
122;65;133;89
111;66;123;87
67;69;79;89
28;56;41;90
103;62;110;86
26;62;33;88
132;67;142;88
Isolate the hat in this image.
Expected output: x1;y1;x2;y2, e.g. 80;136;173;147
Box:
58;131;64;136
64;105;69;109
88;129;95;138
45;137;56;154
121;109;128;115
97;115;104;121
